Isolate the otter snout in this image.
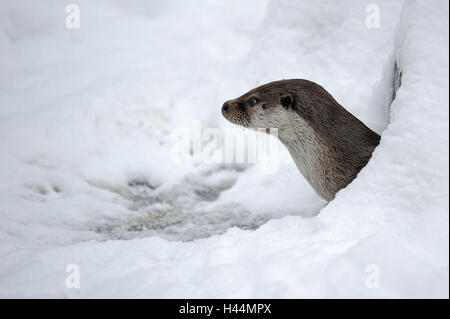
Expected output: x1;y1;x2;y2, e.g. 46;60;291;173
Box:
221;99;250;127
222;100;239;114
221;99;238;117
222;101;229;113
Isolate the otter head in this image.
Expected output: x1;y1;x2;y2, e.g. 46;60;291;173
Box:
221;80;299;131
220;79;381;202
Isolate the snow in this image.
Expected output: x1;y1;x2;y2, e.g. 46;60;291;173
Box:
0;0;448;298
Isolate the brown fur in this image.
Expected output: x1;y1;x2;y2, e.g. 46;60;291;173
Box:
222;79;380;201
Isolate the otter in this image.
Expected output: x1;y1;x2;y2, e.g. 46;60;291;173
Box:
221;79;380;201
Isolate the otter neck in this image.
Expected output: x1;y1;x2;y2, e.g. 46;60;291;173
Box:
277;122;335;201
277;114;369;201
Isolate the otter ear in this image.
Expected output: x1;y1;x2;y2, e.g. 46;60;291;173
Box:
281;94;294;109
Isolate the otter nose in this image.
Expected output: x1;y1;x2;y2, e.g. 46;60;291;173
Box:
222;101;229;112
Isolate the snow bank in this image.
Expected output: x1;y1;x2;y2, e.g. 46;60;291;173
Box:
0;0;448;298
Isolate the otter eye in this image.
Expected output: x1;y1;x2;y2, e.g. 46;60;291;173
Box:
248;97;258;107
